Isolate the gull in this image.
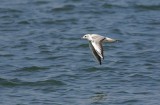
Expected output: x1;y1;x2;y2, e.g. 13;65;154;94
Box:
82;34;116;65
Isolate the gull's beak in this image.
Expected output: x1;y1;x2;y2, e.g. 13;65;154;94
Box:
106;37;117;42
81;36;85;39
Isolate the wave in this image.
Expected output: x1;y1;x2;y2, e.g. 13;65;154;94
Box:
134;4;160;11
0;8;23;13
0;77;65;87
19;66;49;72
51;4;75;12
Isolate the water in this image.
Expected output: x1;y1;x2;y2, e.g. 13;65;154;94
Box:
0;0;160;105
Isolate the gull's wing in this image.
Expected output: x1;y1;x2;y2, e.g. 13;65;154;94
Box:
89;41;101;65
91;35;105;59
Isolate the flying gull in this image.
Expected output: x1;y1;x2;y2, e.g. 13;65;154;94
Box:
82;34;116;65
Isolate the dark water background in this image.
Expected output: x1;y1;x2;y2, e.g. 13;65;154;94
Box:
0;0;160;105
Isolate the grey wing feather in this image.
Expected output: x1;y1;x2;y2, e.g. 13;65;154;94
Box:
89;41;101;65
92;35;105;42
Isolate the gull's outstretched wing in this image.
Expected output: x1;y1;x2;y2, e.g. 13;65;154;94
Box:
89;41;101;65
91;35;105;59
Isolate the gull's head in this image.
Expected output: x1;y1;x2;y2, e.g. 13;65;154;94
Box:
105;37;117;42
82;34;90;40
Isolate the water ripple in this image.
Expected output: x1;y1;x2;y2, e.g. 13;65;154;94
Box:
18;66;49;72
51;4;75;12
134;4;160;11
0;77;65;87
0;7;23;13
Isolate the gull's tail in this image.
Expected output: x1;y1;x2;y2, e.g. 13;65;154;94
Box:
104;37;117;42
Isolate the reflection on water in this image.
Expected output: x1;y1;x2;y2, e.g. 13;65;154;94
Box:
91;92;107;103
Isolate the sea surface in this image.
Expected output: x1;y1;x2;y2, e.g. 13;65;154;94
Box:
0;0;160;105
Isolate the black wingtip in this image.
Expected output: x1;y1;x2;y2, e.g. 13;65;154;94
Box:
99;60;102;65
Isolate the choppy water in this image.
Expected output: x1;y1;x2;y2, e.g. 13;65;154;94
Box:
0;0;160;105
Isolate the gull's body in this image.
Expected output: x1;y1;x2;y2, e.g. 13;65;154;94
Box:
82;34;116;65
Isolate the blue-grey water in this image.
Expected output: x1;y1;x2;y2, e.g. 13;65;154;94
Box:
0;0;160;105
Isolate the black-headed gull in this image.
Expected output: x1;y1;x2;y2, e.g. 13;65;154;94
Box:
82;34;116;65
